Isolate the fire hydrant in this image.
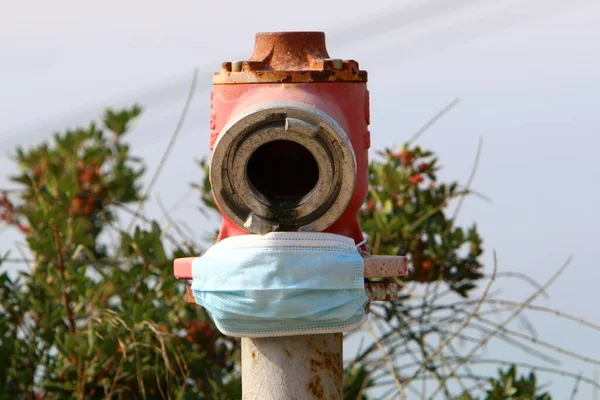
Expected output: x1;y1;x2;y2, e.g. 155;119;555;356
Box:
174;31;407;400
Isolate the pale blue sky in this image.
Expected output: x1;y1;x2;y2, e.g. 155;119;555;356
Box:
1;0;599;397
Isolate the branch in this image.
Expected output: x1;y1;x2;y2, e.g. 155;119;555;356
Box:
406;98;461;144
475;315;600;366
483;299;600;332
448;136;483;228
428;254;573;398
570;372;583;400
53;227;75;334
412;250;497;380
364;321;409;400
127;68;198;232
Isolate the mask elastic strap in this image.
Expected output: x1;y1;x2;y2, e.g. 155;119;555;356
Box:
356;238;367;248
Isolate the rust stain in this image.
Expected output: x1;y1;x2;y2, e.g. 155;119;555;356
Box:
363;255;409;278
251;351;256;360
213;69;366;85
250;31;329;71
307;375;325;399
284;348;292;359
213;32;367;85
308;347;343;381
184;285;199;306
365;282;400;301
305;335;344;399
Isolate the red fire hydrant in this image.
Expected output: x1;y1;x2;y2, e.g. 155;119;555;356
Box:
174;32;407;400
209;32;370;245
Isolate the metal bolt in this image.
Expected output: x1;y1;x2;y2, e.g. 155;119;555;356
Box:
231;61;243;72
221;62;232;72
327;58;343;70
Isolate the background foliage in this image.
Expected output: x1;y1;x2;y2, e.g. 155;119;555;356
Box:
1;106;596;399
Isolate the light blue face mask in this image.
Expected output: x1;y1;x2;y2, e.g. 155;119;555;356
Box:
190;232;369;338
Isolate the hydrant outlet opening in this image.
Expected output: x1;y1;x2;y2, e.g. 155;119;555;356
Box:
247;140;319;205
210;100;356;234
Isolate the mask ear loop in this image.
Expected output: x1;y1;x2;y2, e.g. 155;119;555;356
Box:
356;238;367;248
355;236;371;315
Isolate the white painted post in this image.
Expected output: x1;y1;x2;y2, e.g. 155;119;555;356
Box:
241;333;343;400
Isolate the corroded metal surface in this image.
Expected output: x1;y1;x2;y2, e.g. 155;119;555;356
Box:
214;32;367;84
363;254;409;278
241;334;343;399
365;282;401;302
184;285;195;304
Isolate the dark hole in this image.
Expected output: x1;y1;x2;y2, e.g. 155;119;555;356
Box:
247;140;319;204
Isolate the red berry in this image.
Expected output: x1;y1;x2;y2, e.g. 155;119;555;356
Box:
422;260;433;270
71;196;86;215
399;151;413;166
367;200;375;211
81;170;95;184
408;174;424;185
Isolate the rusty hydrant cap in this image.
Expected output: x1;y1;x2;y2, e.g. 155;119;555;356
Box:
214;31;368;84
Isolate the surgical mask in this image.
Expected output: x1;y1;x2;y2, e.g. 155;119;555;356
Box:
190;232;369;338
